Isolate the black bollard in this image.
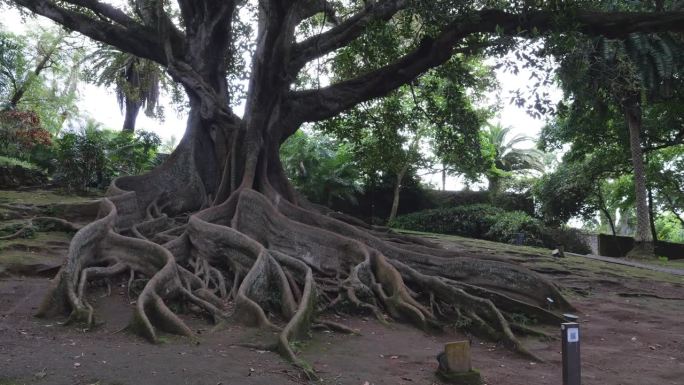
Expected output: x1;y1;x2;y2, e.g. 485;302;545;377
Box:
561;321;581;385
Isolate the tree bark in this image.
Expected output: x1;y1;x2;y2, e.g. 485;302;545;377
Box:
388;166;407;223
122;98;142;132
624;98;654;257
488;175;501;198
647;185;658;242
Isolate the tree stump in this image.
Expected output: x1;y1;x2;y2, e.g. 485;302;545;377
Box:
436;341;482;385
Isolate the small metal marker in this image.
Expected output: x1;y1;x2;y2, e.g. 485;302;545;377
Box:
561;320;581;385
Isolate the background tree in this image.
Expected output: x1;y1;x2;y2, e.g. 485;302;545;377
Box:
0;26;82;133
8;0;684;368
547;23;684;256
320;56;494;222
86;47;165;132
482;122;546;197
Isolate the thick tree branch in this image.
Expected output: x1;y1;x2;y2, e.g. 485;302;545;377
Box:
60;0;140;30
13;0;169;65
289;0;407;75
296;0;341;25
290;8;684;123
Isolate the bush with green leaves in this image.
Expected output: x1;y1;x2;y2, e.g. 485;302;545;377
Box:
54;129;107;191
107;129;161;176
54;124;160;192
280;131;362;206
389;204;505;239
390;204;591;252
485;210;544;246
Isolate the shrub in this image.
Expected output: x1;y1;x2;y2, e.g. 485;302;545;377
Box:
0;110;52;160
389;204;505;239
390;204;591;252
0;155;40;170
108;130;161;176
485;210;544;246
54;130;107;191
54;126;161;192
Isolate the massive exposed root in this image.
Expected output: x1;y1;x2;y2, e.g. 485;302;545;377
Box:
37;177;573;370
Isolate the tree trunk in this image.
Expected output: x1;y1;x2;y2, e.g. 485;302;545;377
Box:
647;185;658;242
122;99;142;132
488;175;501;199
388;166;408;223
624;99;654;257
597;188;622;256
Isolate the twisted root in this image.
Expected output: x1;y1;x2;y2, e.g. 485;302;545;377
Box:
37;187;572;372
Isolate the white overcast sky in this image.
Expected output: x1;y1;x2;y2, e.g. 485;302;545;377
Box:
3;7;562;190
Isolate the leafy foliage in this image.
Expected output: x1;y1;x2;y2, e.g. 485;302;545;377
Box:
54;120;161;192
85;46;170;130
390;204;506;239
391;204;590;252
482;122;546;195
0;109;51;162
280;131;362;206
0;26;82;134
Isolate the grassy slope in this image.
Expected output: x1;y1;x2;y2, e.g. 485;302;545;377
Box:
395;229;684;285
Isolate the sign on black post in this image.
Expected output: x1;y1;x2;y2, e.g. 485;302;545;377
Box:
561;322;581;385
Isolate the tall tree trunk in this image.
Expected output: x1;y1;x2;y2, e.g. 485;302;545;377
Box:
388;165;408;223
488;175;501;200
597;188;622;256
122;59;143;132
442;165;446;191
647;185;658;243
122;99;142;132
624;98;654;257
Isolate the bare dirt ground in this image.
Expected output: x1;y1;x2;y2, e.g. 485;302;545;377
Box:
2;199;684;384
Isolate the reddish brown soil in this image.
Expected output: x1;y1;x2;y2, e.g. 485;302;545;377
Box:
2;239;683;385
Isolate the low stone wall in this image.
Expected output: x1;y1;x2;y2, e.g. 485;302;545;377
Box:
597;234;684;260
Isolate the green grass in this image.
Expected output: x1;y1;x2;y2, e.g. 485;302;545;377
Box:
0;189;100;205
394;228;551;258
394;228;684;284
0;231;72;250
0;155;40;170
636;255;684;270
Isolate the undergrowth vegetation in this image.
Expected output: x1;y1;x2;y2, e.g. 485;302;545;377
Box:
390;204;591;253
0;110;162;192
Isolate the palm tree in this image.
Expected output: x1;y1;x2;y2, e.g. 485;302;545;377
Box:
483;123;546;196
86;47;163;132
591;33;683;256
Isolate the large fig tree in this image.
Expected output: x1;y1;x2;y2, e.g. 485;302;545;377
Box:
10;0;684;368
